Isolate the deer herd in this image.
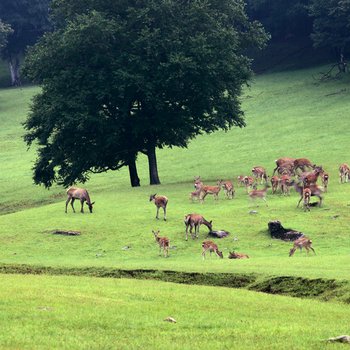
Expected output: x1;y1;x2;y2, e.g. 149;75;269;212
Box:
64;159;349;260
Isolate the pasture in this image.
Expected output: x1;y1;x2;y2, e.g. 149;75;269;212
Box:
0;65;350;347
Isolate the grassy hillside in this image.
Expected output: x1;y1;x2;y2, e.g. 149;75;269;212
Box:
0;65;350;281
0;274;348;350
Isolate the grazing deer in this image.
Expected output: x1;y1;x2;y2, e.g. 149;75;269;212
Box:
152;230;170;257
339;163;350;183
292;181;323;208
194;178;221;202
277;164;293;176
65;187;95;213
302;188;312;212
293;158;315;173
244;176;255;193
201;240;223;259
184;213;212;240
270;176;280;194
237;175;246;187
299;166;323;186
252;166;268;184
217;180;235;199
289;237;315;257
280;175;292;196
149;194;168;221
228;251;249;259
248;184;268;207
321;172;329;192
272;157;295;175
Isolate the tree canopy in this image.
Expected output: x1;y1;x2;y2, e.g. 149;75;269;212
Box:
0;20;13;50
23;0;268;188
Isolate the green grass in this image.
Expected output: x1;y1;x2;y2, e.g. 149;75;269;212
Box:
0;274;348;350
0;65;350;282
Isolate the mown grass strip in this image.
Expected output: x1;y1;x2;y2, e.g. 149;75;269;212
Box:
0;263;348;304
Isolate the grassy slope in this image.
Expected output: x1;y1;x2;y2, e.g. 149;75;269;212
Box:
0;274;348;350
0;66;350;280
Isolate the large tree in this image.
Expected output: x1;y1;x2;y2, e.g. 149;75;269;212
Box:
23;0;268;188
0;0;51;86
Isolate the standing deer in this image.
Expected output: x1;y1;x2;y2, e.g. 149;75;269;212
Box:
270;176;280;194
339;163;350;183
293;181;323;208
149;194;168;221
321;172;329;192
252;166;268;184
272;157;295;175
293;158;315;173
289;237;315;257
302;188;312;212
65;187;95;213
237;175;246;187
248;184;268;207
201;240;223;259
184;213;212;240
189;188;202;202
299;166;323;186
228;251;249;259
280;175;292;196
152;230;170;257
244;176;255;193
217;180;235;199
194;177;221;202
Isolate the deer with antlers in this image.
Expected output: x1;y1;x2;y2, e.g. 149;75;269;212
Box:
149;194;168;221
217;180;235;199
201;240;223;260
339;163;350;183
252;166;268;184
289;237;315;257
152;230;170;257
184;213;212;240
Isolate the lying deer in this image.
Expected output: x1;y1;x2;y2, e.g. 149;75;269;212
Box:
152;230;170;257
201;240;223;259
184;213;212;241
65;187;95;213
248;184;268;207
252;166;268;184
339;163;350;183
289;237;315;257
228;251;249;259
217;180;235;199
149;194;168;221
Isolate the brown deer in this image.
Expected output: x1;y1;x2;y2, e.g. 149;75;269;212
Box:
280;175;292;196
272;157;295;175
217;180;235;199
293;158;315;173
65;187;95;213
339;163;350;183
189;188;202;202
270;176;280;194
228;251;249;259
299;166;323;186
293;181;323;208
244;176;255;193
252;166;268;184
152;230;170;257
194;178;221;202
302;188;312;212
237;175;246;187
201;240;223;259
184;213;212;241
289;237;315;257
321;172;329;192
149;194;168;221
248;184;268;207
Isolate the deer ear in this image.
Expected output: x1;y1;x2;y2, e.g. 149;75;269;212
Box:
91;202;95;205
210;221;212;224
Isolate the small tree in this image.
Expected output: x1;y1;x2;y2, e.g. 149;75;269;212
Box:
23;0;268;187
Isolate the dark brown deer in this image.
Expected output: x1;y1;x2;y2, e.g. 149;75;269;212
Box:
339;163;350;183
252;166;268;184
270;176;280;194
289;237;315;257
272;157;295;175
184;213;212;241
65;187;95;213
293;158;315;173
299;166;323;186
152;230;170;257
280;175;292;196
228;251;249;259
217;180;235;199
248;184;268;206
149;194;168;221
201;240;223;259
321;172;329;192
302;188;312;212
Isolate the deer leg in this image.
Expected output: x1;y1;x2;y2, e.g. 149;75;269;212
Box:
70;198;76;213
65;197;71;213
80;199;84;213
297;196;303;208
202;249;206;260
185;225;189;241
309;246;316;255
156;206;159;219
163;206;166;221
263;197;268;207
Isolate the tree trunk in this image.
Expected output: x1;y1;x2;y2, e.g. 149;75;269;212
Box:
8;55;21;86
128;160;140;187
147;145;161;185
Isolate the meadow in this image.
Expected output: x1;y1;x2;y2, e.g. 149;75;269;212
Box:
0;65;350;348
